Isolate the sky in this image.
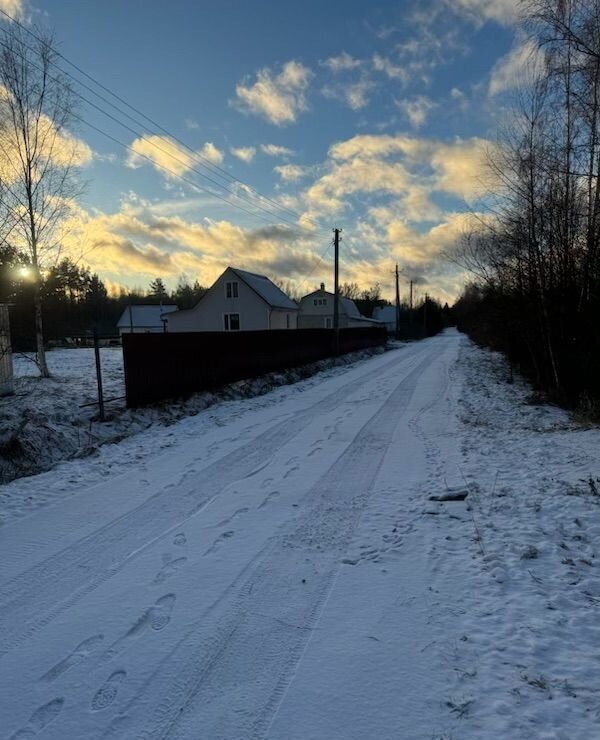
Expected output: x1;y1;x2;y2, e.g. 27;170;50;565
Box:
0;0;530;303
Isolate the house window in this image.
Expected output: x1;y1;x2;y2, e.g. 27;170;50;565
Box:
322;298;327;305
224;313;240;331
226;281;239;298
313;299;318;306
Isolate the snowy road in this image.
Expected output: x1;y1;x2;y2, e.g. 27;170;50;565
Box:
1;331;599;739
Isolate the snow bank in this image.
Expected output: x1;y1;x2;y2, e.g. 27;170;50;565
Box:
446;339;600;738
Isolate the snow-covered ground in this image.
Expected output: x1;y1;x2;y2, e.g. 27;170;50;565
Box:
0;330;598;739
0;345;384;486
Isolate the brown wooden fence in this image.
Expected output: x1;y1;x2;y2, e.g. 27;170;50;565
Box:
122;327;386;407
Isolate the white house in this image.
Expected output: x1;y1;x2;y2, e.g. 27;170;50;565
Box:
298;283;382;329
117;305;178;336
165;267;298;332
373;305;398;333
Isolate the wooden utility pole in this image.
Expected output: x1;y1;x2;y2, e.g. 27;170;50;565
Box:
395;264;401;339
333;228;341;353
423;292;428;334
409;280;414;325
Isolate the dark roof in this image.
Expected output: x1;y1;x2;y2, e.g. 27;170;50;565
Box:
231;267;298;310
117;305;178;328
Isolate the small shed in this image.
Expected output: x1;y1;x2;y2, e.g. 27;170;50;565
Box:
117;305;178;335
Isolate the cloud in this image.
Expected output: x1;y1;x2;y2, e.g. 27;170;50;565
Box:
372;54;407;82
447;0;521;26
61;196;330;293
234;61;312;125
321;77;375;110
321;52;363;73
0;103;92;185
0;0;23;18
329;134;428;162
300;133;493;231
489;38;545;95
184;118;200;130
230;146;256;163
199;141;224;165
396;95;437;128
261;144;295;157
127;135;223;177
429;137;492;198
274;164;308;182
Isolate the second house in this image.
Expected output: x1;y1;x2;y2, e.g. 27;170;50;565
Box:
165;266;299;332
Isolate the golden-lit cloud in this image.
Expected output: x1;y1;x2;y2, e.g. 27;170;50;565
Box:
261;143;295;157
0;0;23;18
230;146;256;163
302;133;493;221
0;102;92;184
59;129;497;305
274;164;308;182
234;61;312;126
59;186;477;305
429;137;492;199
126;135;223;178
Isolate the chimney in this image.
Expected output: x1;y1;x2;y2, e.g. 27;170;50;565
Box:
320;282;325;291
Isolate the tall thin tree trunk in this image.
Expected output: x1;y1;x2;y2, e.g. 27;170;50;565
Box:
33;281;49;377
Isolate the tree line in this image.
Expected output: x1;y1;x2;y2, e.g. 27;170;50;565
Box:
0;245;208;350
454;0;600;415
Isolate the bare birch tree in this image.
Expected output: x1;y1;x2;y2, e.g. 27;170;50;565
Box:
0;23;85;376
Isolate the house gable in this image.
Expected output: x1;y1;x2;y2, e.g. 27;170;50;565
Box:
166;267;297;332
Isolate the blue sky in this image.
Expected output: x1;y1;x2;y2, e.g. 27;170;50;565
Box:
2;0;526;301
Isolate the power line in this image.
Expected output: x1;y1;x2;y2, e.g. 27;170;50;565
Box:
0;9;333;294
0;6;311;227
297;238;335;295
0;36;308;231
0;38;316;232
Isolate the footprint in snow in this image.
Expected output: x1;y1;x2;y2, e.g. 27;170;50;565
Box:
153;554;187;584
216;507;249;527
173;532;186;546
91;671;126;711
258;490;280;509
150;594;176;631
102;593;176;661
204;531;235;555
10;698;64;739
41;634;104;682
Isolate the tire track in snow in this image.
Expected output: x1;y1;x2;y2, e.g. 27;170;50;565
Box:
0;345;427;659
106;348;435;740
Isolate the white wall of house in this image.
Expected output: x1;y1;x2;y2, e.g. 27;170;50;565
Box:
298;288;348;329
118;325;165;336
270;309;298;330
167;268;275;332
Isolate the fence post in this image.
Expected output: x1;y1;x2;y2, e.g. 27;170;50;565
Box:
93;326;105;421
